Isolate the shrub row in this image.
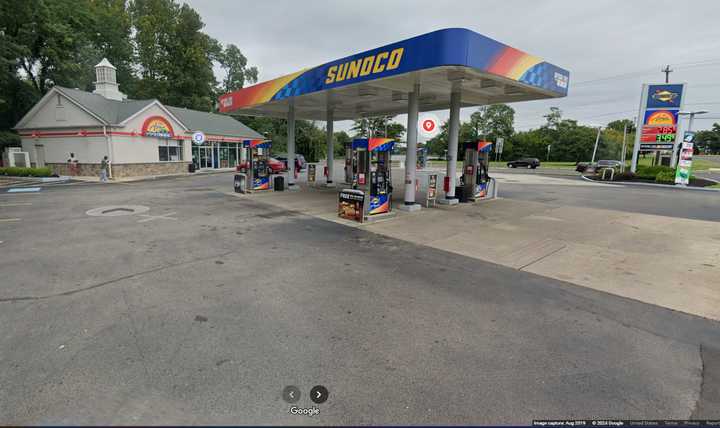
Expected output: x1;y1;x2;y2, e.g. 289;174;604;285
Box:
634;165;675;181
0;166;53;177
654;170;677;184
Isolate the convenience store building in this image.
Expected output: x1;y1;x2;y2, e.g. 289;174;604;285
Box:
14;59;263;178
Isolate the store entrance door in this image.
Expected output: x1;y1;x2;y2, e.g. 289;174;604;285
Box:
199;146;211;169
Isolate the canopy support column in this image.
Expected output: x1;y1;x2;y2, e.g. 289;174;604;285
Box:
287;99;296;187
400;82;421;211
440;88;461;204
326;108;334;185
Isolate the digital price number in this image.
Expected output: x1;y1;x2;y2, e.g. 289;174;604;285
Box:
641;125;677;143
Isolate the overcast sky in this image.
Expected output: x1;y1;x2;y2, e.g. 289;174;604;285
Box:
186;0;720;133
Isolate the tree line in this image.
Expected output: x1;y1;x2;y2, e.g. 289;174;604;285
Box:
425;105;640;163
0;0;257;147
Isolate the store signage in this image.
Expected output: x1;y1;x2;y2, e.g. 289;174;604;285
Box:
142;116;174;138
635;83;685;152
643;109;678;126
647;84;683;109
325;48;404;84
338;189;365;222
675;132;695;185
192;131;206;145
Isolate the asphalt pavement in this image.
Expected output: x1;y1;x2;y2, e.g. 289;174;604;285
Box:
498;175;720;222
0;173;718;425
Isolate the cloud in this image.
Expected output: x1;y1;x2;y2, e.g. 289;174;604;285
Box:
187;0;720;131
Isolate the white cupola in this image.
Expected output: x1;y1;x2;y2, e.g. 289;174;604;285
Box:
92;58;126;101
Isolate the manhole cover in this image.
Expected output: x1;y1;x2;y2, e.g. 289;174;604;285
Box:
86;205;150;217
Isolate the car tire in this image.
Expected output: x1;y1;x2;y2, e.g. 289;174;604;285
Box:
531;165;537;169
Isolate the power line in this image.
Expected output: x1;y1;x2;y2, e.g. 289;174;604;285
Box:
572;58;720;86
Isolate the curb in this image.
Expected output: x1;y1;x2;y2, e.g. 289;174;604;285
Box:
580;174;720;192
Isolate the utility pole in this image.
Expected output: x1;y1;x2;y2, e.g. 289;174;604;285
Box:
662;65;673;83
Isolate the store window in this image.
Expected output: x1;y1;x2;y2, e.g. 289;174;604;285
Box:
158;141;183;162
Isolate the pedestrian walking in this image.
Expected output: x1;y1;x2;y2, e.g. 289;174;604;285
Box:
100;156;109;183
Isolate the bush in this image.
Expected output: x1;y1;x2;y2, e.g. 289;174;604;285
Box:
655;170;676;184
0;167;53;177
635;165;674;180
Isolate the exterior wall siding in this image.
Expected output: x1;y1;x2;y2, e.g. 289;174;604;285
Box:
21;90;104;129
22;136;109;165
111;162;188;178
46;161;188;178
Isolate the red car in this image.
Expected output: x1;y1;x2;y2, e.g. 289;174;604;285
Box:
236;157;286;174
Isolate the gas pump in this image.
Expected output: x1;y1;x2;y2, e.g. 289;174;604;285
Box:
338;138;394;222
238;139;272;192
461;140;492;202
417;145;428;169
343;141;353;184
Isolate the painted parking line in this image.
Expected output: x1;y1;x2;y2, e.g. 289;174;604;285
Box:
0;218;21;222
137;212;178;223
0;203;32;207
7;187;41;193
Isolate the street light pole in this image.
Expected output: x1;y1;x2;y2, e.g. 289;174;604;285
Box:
620;122;628;173
591;127;602;163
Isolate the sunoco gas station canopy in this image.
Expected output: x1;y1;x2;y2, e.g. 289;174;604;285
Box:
218;28;570;120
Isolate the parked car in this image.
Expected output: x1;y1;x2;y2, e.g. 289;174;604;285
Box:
275;154;307;171
236;157;286;174
575;162;591;172
596;160;622;169
507;157;540;169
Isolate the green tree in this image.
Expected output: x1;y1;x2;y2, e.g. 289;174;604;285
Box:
0;0;132;130
296;120;325;162
425;119;476;160
7;0;94;95
218;44;258;93
80;0;135;92
334;131;351;158
469;104;515;141
130;0;221;110
695;123;720;154
607;118;636;134
351;116;404;139
543;107;562;129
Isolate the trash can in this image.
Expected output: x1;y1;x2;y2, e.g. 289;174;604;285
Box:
274;175;285;191
188;163;196;173
234;173;246;193
455;186;467;203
